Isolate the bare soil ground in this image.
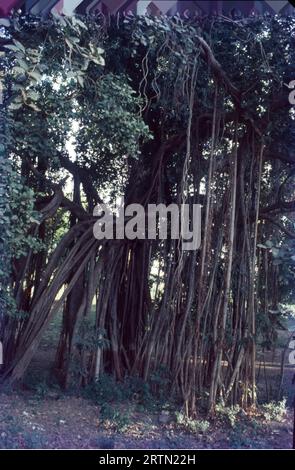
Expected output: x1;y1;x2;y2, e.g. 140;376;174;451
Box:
0;391;294;449
0;321;294;449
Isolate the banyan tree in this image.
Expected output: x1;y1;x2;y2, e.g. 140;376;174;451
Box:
0;12;294;416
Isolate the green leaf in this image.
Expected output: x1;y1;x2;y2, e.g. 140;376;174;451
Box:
9;102;22;110
16;58;29;70
13;39;26;53
4;45;21;53
91;56;105;66
65;38;74;49
28;71;42;81
77;75;84;87
13;66;26;74
27;90;40;101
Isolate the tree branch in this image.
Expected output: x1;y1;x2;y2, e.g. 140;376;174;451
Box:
196;36;240;103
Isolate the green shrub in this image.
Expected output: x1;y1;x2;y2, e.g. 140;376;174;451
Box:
175;412;210;434
83;374;126;405
84;374;166;411
216;404;241;428
99;403;131;432
261;399;287;422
